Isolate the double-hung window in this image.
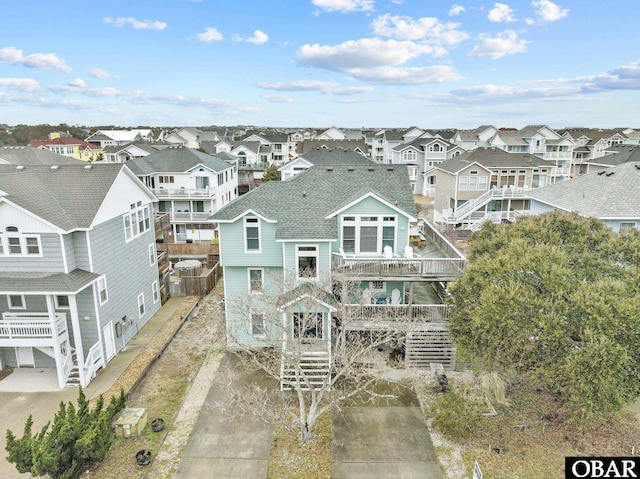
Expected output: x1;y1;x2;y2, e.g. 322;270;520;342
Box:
2;227;41;256
296;246;318;280
244;217;260;252
251;314;266;337
98;277;108;305
249;268;264;293
138;293;145;318
124;201;151;242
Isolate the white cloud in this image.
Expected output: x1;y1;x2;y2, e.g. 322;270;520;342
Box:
449;5;466;16
579;62;640;93
371;14;469;46
297;38;438;72
88;68;114;79
262;94;293;103
68;78;86;88
245;30;269;45
257;80;338;91
468;30;528;59
0;46;72;73
488;3;516;23
327;86;374;95
311;0;375;13
347;65;464;84
196;27;224;42
530;0;569;22
391;0;403;4
0;77;40;92
103;17;167;30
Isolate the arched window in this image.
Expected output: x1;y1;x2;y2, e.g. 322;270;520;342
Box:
402;150;416;162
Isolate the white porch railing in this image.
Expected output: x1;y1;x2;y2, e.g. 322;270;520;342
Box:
62;348;73;382
343;304;450;322
332;254;465;280
0;313;67;342
82;342;105;387
152;187;213;198
441;186;530;223
169;211;212;222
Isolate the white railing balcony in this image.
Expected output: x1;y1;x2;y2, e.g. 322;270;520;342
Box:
175;232;188;242
169;211;212;222
152;187;214;198
544;151;572;160
550;165;572;177
342;304;450;326
0;313;67;345
332;254;465;280
442;186;530;223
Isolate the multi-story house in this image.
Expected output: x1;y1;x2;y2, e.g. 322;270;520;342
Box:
391;135;465;196
488;125;575;183
126;146;238;242
29;135;103;162
279;147;373;180
527;162;640;232
211;163;466;386
432;147;551;230
450;125;498;151
0;163;160;388
370;127;425;163
164;127;224;149
85;129;153;148
558;128;627;176
296;139;369;158
102;141;167;163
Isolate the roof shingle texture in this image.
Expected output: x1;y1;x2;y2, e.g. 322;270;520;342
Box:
125;146;232;175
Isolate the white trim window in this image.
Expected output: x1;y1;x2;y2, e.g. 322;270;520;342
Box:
149;243;156;266
248;268;264;293
123;201;151;242
7;294;25;310
296;245;319;280
1;227;42;256
370;281;386;292
137;293;145;318
55;295;70;309
402;149;417;162
98;277;108;305
619;222;637;231
458;171;488;191
244;217;261;253
292;312;324;340
152;281;159;303
341;216;397;255
251;313;266;337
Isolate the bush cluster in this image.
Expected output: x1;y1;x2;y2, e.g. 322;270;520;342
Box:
5;388;127;479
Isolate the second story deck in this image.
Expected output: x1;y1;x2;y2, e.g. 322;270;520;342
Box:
331;220;466;281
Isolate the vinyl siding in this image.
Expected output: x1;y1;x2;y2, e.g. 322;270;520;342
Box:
218;218;282;267
62;234;77;271
0;232;65;273
72;231;91;271
89;214;160;353
283;241;332;287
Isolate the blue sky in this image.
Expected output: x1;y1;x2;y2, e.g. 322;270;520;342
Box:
0;0;638;129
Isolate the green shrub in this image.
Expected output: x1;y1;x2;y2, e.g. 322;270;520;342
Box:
432;388;483;441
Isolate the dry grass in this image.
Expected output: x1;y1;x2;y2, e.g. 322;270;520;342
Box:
420;372;640;479
268;412;333;479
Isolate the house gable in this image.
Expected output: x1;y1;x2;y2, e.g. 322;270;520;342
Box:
0;199;61;233
326;192;416;222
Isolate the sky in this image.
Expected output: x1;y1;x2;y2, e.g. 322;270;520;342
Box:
0;0;639;129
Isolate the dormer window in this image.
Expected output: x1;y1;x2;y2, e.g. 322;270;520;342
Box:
402;150;416;162
430;143;442;152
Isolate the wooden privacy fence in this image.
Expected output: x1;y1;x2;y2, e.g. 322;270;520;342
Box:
174;261;223;297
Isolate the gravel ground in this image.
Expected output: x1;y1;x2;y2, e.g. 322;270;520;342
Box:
83;284;226;479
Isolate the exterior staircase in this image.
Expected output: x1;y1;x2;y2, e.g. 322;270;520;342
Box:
280;347;331;391
405;324;456;370
65;350;81;387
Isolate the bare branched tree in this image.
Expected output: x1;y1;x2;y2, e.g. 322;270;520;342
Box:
217;271;420;442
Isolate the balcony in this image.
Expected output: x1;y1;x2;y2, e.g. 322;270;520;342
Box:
0;313;67;347
169;211;212;222
152;187;213;199
342;304;450;330
332;255;465;281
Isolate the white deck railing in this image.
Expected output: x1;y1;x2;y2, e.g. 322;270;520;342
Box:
0;313;67;342
331;254;465;279
343;304;450;322
82;342;105;387
152;187;213;198
169;211;212;222
442;186;530;223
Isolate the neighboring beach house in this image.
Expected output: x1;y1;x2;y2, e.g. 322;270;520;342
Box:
126;146;238;243
212;163;466;387
527;162;640;232
279;147;373;180
0;163;161;388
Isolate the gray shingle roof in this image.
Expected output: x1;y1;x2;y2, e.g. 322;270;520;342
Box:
299;147;373;165
0;164;125;230
527;162;640;218
595;145;640;165
437;147;548;173
0;146;81;165
0;269;100;294
297;139;368;155
212;164;417;240
125;146;232;175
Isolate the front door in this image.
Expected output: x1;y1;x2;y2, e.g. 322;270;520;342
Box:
103;322;116;362
16;347;35;367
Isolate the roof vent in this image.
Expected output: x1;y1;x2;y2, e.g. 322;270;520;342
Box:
634;164;640;170
84;164;92;170
50;165;59;170
326;167;333;171
387;167;394;171
16;165;25;171
597;170;606;175
303;190;307;198
347;167;354;172
367;167;375;171
605;171;615;176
